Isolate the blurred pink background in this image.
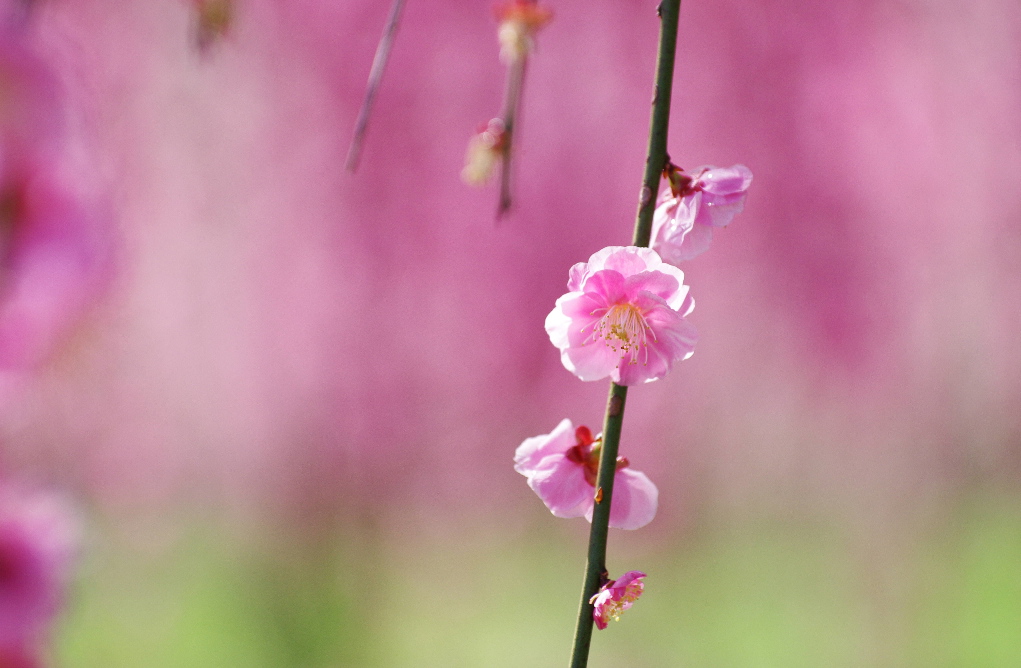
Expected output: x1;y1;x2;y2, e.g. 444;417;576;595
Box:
0;0;1017;550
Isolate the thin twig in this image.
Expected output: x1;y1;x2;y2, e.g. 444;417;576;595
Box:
346;0;406;172
497;54;527;218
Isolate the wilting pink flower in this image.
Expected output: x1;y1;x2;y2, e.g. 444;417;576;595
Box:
651;164;752;263
495;0;553;64
545;246;696;385
0;484;78;661
590;570;646;630
514;418;658;530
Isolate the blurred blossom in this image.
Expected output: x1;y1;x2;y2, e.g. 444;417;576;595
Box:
590;570;645;630
651;164;752;263
0;31;110;399
0;484;77;662
545;246;696;385
190;0;234;51
461;118;506;186
514;419;658;530
495;0;552;64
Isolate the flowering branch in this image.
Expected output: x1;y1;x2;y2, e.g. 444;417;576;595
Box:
462;1;550;216
567;2;681;666
345;0;407;172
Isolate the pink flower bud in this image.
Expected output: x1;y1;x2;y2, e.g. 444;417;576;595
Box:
494;0;553;64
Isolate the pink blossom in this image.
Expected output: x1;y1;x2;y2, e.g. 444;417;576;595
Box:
0;34;111;402
0;159;111;386
651;164;752;263
545;246;696;385
590;570;646;630
494;0;553;64
0;485;77;659
513;418;658;530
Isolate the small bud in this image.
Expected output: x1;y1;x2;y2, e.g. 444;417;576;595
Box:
494;0;553;64
461;118;506;186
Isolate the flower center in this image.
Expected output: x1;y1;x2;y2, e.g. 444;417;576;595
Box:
601;580;644;623
591;303;653;357
565;426;630;487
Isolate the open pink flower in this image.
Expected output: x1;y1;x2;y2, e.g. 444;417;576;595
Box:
514;418;658;530
590;570;646;630
545;246;696;385
0;484;78;660
651;164;752;263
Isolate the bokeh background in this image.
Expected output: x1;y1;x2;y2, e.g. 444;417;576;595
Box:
1;0;1020;665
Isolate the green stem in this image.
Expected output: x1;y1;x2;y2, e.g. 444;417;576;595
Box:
634;0;681;248
569;383;628;668
567;2;681;666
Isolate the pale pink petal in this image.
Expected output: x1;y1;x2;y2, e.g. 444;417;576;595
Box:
621;270;679;304
574;245;621;275
671;221;715;262
544;293;580;351
561;333;620;382
607;469;659;529
600;246;660;276
695;189;747;228
578;268;627;304
527;455;591;518
513;418;573;475
566;260;590;292
698;164;752;195
558;292;606;348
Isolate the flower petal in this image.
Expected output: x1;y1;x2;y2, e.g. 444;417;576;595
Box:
697;164;752;195
528;455;592;518
607;469;659;529
671;221;715;261
513;418;574;475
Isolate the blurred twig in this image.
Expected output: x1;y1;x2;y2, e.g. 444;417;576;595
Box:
346;0;406;172
496;54;526;217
